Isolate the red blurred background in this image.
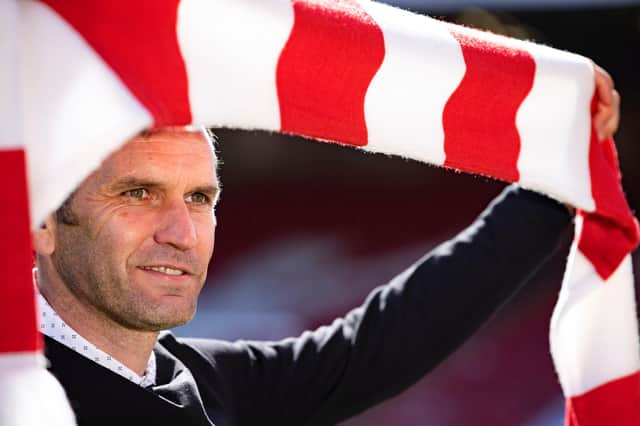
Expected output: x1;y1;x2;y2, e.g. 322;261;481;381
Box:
174;3;640;425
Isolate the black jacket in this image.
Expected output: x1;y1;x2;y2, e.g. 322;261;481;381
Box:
45;185;571;426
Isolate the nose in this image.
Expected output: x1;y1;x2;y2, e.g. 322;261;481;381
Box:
154;198;198;251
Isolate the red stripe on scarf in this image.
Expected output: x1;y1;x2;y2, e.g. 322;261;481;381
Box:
565;371;640;426
443;30;535;182
42;0;191;126
577;97;640;279
276;0;385;146
0;149;40;353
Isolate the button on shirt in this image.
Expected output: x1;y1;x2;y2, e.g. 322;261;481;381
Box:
38;293;157;387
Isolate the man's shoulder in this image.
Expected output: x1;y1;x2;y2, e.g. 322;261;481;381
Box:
158;330;238;351
156;331;274;392
158;331;291;377
157;331;255;365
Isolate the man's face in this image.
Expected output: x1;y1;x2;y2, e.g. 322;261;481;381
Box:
48;128;219;331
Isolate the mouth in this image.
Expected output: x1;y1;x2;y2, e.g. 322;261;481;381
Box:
139;265;193;277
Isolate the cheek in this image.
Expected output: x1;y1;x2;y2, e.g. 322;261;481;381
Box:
196;215;216;258
92;210;154;262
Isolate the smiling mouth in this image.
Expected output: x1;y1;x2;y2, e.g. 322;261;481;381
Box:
140;266;188;276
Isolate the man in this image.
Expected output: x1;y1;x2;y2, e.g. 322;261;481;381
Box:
33;68;620;425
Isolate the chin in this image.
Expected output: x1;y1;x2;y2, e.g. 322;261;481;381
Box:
133;315;192;332
158;311;194;328
115;301;197;331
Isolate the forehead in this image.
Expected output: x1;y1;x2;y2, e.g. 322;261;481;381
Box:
95;128;218;187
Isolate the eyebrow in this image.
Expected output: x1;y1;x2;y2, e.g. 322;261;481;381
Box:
109;176;221;199
109;177;163;193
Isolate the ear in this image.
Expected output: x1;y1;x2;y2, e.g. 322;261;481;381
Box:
33;215;57;256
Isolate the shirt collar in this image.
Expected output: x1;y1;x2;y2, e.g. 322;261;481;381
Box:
37;293;157;387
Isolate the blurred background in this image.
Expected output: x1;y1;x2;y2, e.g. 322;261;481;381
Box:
174;1;640;425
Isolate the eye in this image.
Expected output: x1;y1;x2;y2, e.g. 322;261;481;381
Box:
186;192;210;205
123;188;149;199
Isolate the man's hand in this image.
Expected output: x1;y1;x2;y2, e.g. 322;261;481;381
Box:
593;63;621;141
562;63;621;215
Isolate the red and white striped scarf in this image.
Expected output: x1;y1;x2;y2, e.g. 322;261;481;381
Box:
1;1;638;425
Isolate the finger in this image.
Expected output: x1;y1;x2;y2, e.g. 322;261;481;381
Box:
603;113;620;139
594;103;609;140
593;74;620;141
605;122;617;140
594;63;614;106
607;89;621;135
594;109;610;141
594;109;619;141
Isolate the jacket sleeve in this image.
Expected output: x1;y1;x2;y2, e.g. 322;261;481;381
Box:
180;185;572;426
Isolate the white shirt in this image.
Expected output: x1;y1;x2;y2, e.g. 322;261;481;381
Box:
37;293;157;387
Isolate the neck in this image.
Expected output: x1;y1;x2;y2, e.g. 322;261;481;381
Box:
38;276;157;376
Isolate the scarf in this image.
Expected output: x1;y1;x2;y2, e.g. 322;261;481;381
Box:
1;1;638;425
